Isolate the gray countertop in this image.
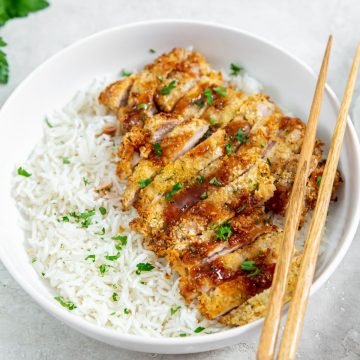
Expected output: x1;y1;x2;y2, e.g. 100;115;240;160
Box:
1;1;360;359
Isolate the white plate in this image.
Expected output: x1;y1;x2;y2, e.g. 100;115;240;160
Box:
0;20;359;354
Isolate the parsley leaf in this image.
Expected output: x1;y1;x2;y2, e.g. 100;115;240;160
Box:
99;207;106;215
203;88;213;105
236;204;247;214
194;326;205;333
111;234;128;246
149;48;156;53
213;87;227;97
99;263;110;274
317;176;322;187
17;167;31;177
44;117;53;128
196;175;205;184
112;292;118;301
165;182;183;201
208;116;219;127
170;306;181;315
230;63;243;76
124;308;130;314
214;222;232;241
105;252;121;261
54;296;76;311
138;178;153;188
136;262;154;274
121;69;132;77
0;38;8;84
84;254;95;262
241;260;261;277
152;142;162;157
63;157;70;164
209;177;222;186
225;143;233;155
200;191;208;200
235;128;249;144
136;103;149;110
160;80;176;95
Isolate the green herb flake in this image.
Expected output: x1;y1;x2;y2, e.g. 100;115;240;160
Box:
17;167;31;177
170;306;181;315
260;143;266;148
214;221;232;241
99;207;107;215
236;204;247;214
165;182;183;201
160;80;176;95
266;158;272;167
196;175;205;184
105;252;121;261
194;98;205;108
82;177;89;186
0;37;9;84
121;69;132;77
124;308;130;314
194;326;205;333
31;257;37;264
138;178;153;188
136;262;155;275
213;87;227;97
136;103;149;110
95;227;105;236
99;264;110;274
152;142;162;157
63;157;70;164
62;216;69;222
157;75;164;82
149;48;156;53
203;88;213;105
317;176;322;187
85;254;96;262
230;63;243;76
241;260;261;277
54;296;77;311
44;117;53;128
112;292;118;301
111;235;128;246
200;191;208;200
235;128;249;144
225;143;233;155
209;177;222;186
179;333;187;337
208;116;219;127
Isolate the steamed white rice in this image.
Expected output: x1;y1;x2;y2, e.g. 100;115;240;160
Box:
12;71;263;337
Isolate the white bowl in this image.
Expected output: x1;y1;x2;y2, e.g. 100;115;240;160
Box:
0;20;359;354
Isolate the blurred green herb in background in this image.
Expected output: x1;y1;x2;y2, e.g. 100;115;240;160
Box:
0;0;50;84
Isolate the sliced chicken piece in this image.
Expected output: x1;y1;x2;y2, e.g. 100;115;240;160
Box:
98;75;136;112
118;48;189;132
219;255;302;326
155;51;211;112
121;118;209;209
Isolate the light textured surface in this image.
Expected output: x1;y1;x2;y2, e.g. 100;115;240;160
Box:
1;0;360;359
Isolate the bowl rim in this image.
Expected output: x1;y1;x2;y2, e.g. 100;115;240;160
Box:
1;18;360;348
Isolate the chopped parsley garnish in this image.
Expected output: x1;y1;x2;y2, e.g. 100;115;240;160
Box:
160;80;176;95
112;292;118;301
138;178;153;188
149;48;156;53
17;167;31;177
152;142;162;157
54;296;77;311
203;88;213;105
241;260;261;277
209;177;222;186
111;235;128;246
99;207;107;215
194;326;205;333
83;177;89;186
170;306;181;315
225;143;233;155
194;98;205;108
200;191;208;200
68;209;95;228
230;63;243;76
235;128;249;144
208;116;219;127
0;37;9;84
99;264;110;274
62;216;69;222
136;262;155;275
124;308;130;314
136;103;149;110
214;221;232;241
95;227;105;236
213;86;227;97
196;175;205;184
165;182;183;201
63;157;70;164
44;117;53;128
121;69;132;77
266;158;272;167
84;254;95;262
260;143;266;148
31;257;37;264
317;176;322;187
179;333;187;337
157;75;164;82
105;252;120;261
236;204;247;214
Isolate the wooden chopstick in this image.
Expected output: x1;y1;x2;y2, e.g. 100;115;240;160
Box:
257;35;333;360
277;43;360;360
